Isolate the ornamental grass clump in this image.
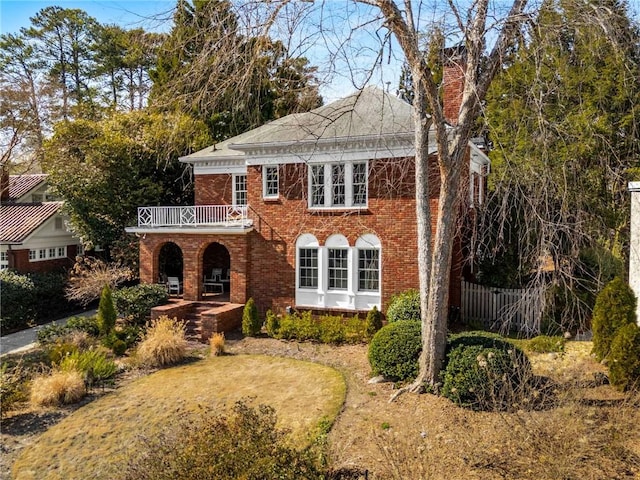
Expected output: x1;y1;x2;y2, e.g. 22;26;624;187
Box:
30;370;86;407
136;316;187;367
209;333;225;357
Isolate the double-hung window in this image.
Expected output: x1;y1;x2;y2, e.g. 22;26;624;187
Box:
328;248;348;290
233;174;247;206
358;249;379;291
310;165;325;207
263;165;279;199
308;162;367;209
298;248;318;288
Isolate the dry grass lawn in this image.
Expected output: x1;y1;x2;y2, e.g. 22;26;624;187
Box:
5;337;640;479
11;355;346;480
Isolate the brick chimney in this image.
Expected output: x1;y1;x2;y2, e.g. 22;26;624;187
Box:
0;164;9;203
442;45;466;125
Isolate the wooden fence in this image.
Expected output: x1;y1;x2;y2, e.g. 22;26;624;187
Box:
460;281;545;336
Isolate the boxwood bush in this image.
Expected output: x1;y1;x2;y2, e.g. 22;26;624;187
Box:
269;310;368;344
386;289;421;322
113;283;169;325
441;331;533;411
368;320;422;381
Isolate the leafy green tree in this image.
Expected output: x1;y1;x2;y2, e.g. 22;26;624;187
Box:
149;0;321;140
97;284;117;336
42;110;211;264
479;0;640;327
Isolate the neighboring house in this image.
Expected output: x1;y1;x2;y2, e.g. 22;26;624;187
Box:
0;171;82;273
127;59;490;318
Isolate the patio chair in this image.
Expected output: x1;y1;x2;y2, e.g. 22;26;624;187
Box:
211;268;223;282
167;276;183;295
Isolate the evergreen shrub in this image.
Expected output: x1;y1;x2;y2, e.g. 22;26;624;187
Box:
265;309;280;337
113;284;168;324
592;277;637;361
441;333;533;411
97;285;117;336
608;323;640;391
386;289;421;322
0;270;73;331
242;298;262;336
268;311;368;344
368;320;422;381
526;335;566;353
365;306;383;338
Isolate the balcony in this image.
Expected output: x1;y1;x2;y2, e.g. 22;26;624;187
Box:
127;205;253;233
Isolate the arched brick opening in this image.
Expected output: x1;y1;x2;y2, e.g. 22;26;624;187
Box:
156;241;183;283
202;242;231;296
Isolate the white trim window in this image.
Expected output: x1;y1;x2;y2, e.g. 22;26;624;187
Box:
308;161;367;209
358;249;380;291
296;234;320;293
298;248;318;288
0;251;8;270
233;174;247;206
263;165;279;199
328;248;348;290
29;246;67;262
295;233;381;311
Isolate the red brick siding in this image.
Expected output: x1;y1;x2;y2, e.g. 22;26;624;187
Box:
139;233;248;303
137;154;471;316
195;174;232;205
245;159;437;315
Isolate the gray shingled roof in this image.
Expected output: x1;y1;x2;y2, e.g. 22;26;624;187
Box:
8;174;47;201
181;87;415;161
0;202;62;243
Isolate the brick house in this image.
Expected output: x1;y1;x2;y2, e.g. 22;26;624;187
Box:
127;81;489;319
0;171;83;273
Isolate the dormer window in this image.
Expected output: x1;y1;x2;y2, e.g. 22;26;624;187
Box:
308;161;368;209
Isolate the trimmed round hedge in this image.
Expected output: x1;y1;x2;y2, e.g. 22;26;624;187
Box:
386;289;421;322
441;331;532;411
368;320;421;381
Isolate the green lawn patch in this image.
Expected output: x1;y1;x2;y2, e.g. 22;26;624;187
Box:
12;355;346;480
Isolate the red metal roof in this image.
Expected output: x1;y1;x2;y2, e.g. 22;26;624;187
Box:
8;174;47;201
0;202;62;243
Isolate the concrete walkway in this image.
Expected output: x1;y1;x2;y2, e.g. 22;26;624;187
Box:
0;309;97;356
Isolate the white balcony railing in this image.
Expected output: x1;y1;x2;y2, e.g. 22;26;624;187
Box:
136;205;251;228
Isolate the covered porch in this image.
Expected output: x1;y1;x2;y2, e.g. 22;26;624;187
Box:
126;205;252;303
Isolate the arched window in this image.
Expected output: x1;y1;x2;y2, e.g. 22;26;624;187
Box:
296;234;319;289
